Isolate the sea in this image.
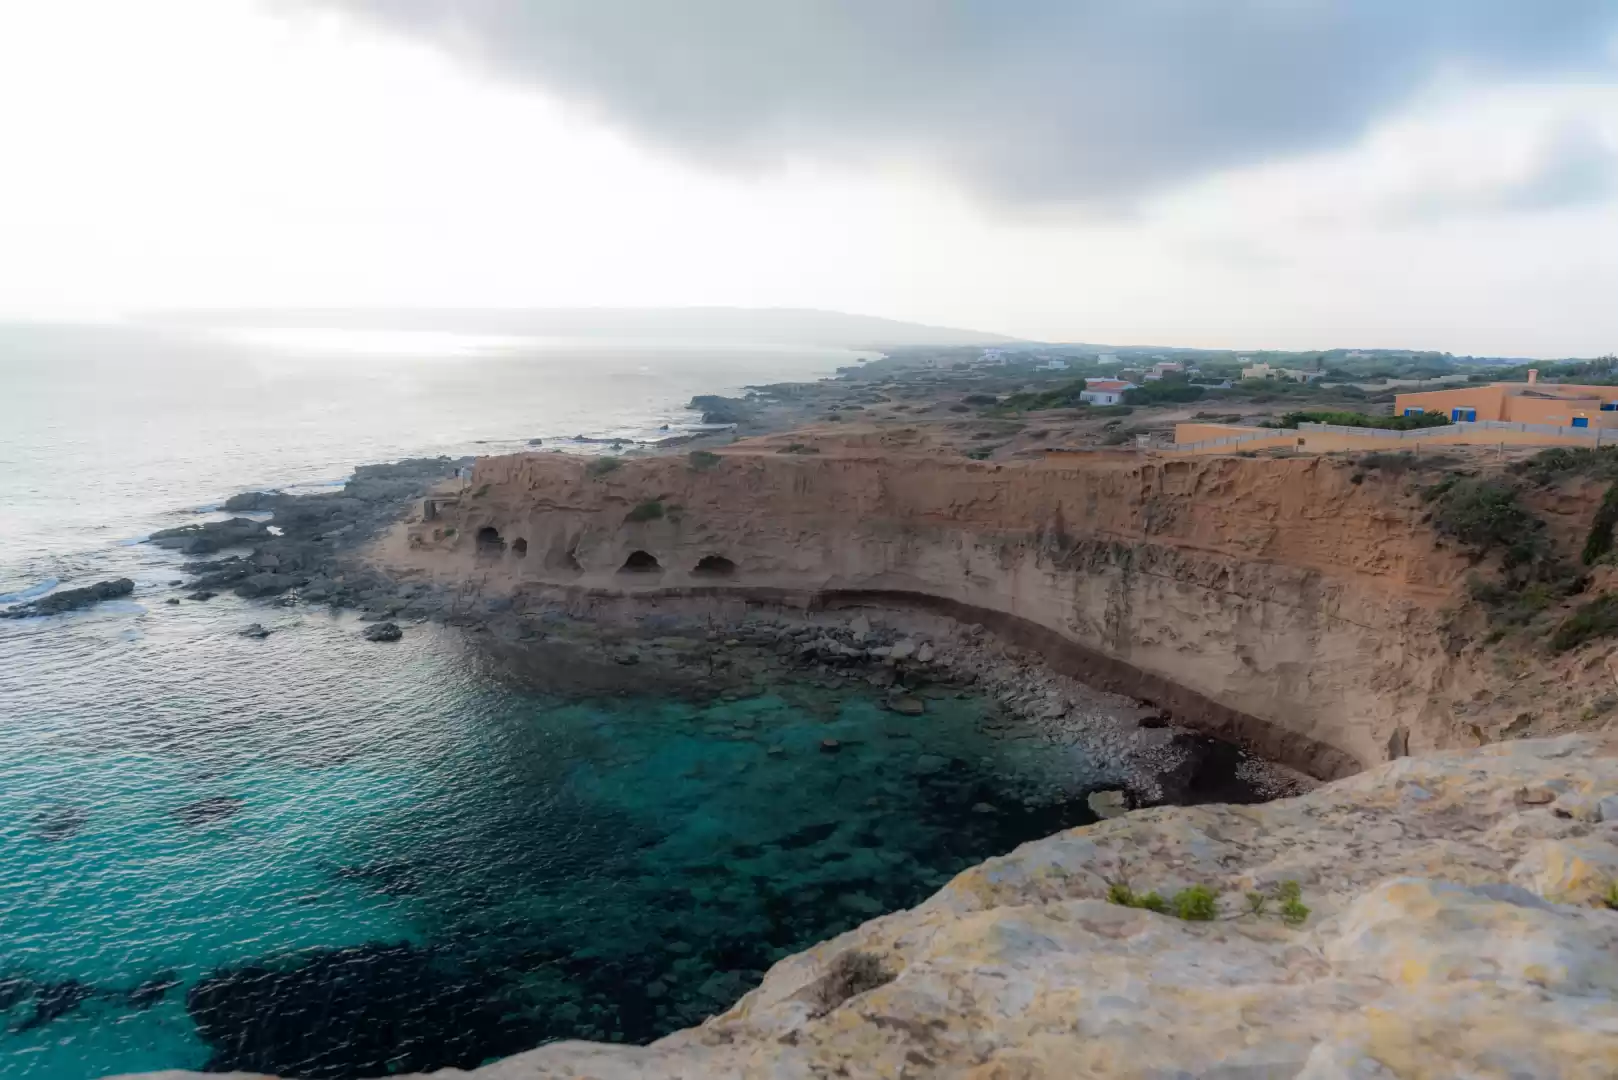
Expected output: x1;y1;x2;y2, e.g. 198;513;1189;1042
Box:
0;323;1101;1079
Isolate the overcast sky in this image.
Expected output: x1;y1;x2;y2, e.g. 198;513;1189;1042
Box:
1;0;1615;356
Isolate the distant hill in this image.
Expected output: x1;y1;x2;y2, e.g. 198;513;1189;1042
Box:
143;307;1014;350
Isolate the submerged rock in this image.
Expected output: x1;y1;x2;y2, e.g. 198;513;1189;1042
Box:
362;622;403;642
238;623;273;639
13;979;93;1031
1;578;134;618
33;804;89;841
173;796;244;827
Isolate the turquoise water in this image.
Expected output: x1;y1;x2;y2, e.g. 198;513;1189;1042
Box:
0;598;1093;1078
0;324;1102;1078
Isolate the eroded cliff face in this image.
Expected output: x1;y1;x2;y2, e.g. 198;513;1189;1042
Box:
375;450;1484;776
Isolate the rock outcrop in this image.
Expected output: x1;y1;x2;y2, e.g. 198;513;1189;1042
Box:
0;577;134;618
120;736;1618;1078
375;450;1497;775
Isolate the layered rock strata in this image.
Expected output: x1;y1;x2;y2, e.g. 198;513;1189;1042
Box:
376;450;1480;776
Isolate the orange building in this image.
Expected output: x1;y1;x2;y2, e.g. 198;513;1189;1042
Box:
1394;370;1618;429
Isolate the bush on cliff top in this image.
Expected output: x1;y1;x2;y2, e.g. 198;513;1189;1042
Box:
586;456;622;477
687;450;721;471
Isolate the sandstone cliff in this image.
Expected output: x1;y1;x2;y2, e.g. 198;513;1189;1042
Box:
377;449;1505;775
126;735;1618;1078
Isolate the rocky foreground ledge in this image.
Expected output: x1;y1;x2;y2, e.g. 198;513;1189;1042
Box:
125;735;1618;1079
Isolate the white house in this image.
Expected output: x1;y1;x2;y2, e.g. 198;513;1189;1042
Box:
1039;358;1070;371
1080;378;1136;406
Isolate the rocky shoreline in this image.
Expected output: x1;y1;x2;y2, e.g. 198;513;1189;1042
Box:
22;438;1309;813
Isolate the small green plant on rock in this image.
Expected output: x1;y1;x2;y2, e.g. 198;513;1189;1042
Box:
687;450;721;471
1172;884;1219;921
587;456;622;477
1603;881;1618;910
1277;880;1310;926
1245;891;1268;916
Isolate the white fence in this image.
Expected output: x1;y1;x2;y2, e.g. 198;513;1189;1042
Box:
1174;420;1612;453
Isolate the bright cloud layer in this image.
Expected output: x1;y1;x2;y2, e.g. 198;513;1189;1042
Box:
0;0;1613;356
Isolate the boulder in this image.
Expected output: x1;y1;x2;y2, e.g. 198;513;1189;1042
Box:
362;622;403;642
1086;790;1130;820
889;696;926;716
238;624;273;639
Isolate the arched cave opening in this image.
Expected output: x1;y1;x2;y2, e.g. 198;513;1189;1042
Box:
475;526;505;551
693;554;736;576
511;537;528;558
620;550;661;573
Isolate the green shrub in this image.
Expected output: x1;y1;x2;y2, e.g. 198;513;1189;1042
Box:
1552;593;1618;651
1245;892;1268;915
1172;885;1219;921
625;500;664;523
964;445;1002;460
1427;478;1543;566
1604;882;1618;910
587;456;622;477
1281;409;1451;431
688;450;721;471
1136;891;1168;914
962;393;999;406
778;443;820;455
1585;483;1618;564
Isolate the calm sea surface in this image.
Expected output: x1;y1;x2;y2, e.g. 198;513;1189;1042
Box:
0;324;1099;1079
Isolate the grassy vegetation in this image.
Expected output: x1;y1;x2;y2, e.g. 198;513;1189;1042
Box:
687;450;722;471
624;500;665;523
586;456;622;477
1551;594;1618;652
778;443;820;455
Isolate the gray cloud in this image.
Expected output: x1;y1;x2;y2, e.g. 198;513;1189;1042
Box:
322;0;1618;203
